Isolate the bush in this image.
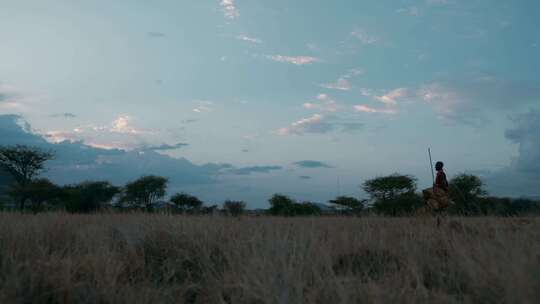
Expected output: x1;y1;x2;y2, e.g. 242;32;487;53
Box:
170;193;204;214
329;196;365;215
223;200;246;216
372;193;424;216
63;181;119;213
268;194;321;216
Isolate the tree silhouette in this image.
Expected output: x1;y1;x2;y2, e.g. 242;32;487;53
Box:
329;196;366;215
223;200;246;216
10;178;62;212
0;145;54;210
121;175;168;211
448;174;487;214
170;192;203;214
64;181;120;213
363;174;421;216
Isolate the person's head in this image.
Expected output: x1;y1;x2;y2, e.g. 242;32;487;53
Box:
435;161;444;171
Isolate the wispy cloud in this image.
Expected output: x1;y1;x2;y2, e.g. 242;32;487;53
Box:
320;69;363;91
277;114;363;136
353;105;398;115
226;165;282;175
374;88;409;105
147;32;166;38
293;160;333;169
277;114;330;135
237;34;262;44
351;28;379;45
50;113;76;118
142;143;189;152
321;78;351;91
220;0;239;19
192;101;213;113
303;94;340;112
396;7;420;16
269;55;320;65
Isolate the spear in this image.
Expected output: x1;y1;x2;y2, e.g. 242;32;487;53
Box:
428;148;435;190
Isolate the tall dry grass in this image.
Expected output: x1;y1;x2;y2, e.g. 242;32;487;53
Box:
0;213;538;304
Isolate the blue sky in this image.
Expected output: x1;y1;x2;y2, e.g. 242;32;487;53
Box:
1;0;539;206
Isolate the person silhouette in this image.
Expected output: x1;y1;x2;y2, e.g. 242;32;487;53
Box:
422;161;450;211
434;161;448;193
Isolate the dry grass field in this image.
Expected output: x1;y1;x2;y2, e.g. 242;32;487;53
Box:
0;213;538;304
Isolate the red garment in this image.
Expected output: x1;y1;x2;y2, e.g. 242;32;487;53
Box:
435;170;449;192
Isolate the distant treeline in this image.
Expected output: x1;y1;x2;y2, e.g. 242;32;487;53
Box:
1;145;539;216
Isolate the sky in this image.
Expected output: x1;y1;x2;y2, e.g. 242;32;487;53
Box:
1;0;539;207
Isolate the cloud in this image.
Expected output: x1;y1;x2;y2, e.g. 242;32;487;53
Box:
43;115;153;150
397;7;420;16
50;113;76;118
374;88;409;105
417;79;540;124
277;114;363;136
226;165;283;175
142;143;189;152
303;94;340;112
353;105;398;115
147;32;166;38
321;78;351;91
277;114;332;135
192;101;213;113
0;85;24;112
351;28;379;45
483;110;540;197
220;0;239;19
237;35;262;44
0;115;286;191
193;106;212;113
293;160;333;169
269;55;320;65
110;115;147;134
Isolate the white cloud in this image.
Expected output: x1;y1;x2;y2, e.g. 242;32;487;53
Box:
192;101;213;113
220;0;239;19
343;68;364;79
277;114;331;135
321;78;351;91
353;105;398;115
269;55;320;65
237;34;262;44
351;29;379;45
374;88;409;105
111;115;144;134
303;94;340;112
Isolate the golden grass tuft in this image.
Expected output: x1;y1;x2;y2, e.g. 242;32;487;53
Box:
0;213;538;303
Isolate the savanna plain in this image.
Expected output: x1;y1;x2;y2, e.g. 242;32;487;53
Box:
0;213;538;304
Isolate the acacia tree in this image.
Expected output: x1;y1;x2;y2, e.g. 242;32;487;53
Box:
0;145;54;210
448;174;487;214
329;196;366;215
223;200;246;216
121;175;168;211
363;174;416;201
363;174;421;216
170;192;203;214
